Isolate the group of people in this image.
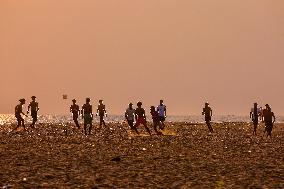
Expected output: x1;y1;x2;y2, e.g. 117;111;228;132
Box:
124;100;167;135
70;98;107;135
14;96;39;131
250;103;276;137
13;97;276;137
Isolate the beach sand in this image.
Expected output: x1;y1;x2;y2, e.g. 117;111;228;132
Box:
0;122;283;188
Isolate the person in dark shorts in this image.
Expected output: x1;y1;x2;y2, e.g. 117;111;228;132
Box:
27;96;39;129
96;100;107;127
263;105;275;137
150;106;162;135
202;102;213;132
14;98;28;131
125;103;139;134
250;103;261;135
134;102;151;135
157;100;167;130
81;98;93;135
262;104;269;133
70;99;80;129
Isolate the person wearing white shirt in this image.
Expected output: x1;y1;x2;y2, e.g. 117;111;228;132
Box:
157;100;167;130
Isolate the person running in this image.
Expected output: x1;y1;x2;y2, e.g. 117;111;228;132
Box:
134;102;151;135
202;102;213;132
263;105;276;137
27;96;39;129
14;98;28;131
157;100;167;130
96;100;107;127
250;103;261;135
262;104;270;133
70;99;80;129
125;103;139;134
81;98;93;135
150;106;163;135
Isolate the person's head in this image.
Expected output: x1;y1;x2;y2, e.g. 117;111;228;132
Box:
99;100;103;104
137;101;142;107
160;100;163;105
129;103;133;109
86;98;90;103
72;99;76;104
265;104;270;109
205;102;209;107
150;106;155;112
254;102;257;107
31;96;36;101
19;98;26;104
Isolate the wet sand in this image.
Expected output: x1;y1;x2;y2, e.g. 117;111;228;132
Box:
0;122;284;188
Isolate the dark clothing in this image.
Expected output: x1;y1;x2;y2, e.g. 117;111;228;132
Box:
70;104;80;117
97;104;106;116
82;104;92;115
135;107;145;117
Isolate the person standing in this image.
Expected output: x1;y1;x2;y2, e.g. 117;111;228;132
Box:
157;100;167;130
125;103;139;134
97;100;107;127
202;102;213;132
27;96;39;129
81;98;93;135
250;103;261;135
263;104;276;137
150;106;163;135
14;98;28;131
135;102;151;135
70;99;80;129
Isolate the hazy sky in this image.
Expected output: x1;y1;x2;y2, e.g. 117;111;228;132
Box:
1;0;284;115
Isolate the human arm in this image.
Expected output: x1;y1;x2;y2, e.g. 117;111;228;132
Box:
272;113;276;124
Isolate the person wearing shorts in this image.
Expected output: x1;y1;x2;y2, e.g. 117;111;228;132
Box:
202;102;213;132
70;99;80;129
81;98;93;135
250;103;261;135
157;100;166;130
97;100;107;127
14;98;28;131
134;102;151;135
150;106;162;135
27;96;39;129
125;103;139;134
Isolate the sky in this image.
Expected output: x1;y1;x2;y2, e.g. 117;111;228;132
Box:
1;0;284;115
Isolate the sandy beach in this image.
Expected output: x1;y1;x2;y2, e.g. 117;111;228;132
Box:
0;122;283;188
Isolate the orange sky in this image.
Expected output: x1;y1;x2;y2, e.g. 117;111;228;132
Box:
1;0;284;115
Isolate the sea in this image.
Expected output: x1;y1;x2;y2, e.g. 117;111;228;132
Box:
1;114;284;125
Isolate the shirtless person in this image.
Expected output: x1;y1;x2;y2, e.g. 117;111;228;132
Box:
81;98;93;135
134;102;151;135
14;98;28;131
70;99;80;129
250;103;261;135
96;100;107;127
263;105;276;137
202;102;213;132
27;96;39;128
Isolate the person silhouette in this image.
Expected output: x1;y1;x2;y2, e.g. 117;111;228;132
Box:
202;102;213;132
134;102;151;135
250;103;261;135
157;100;166;130
263;105;275;137
81;98;93;135
96;100;107;127
125;103;139;134
70;99;80;129
150;106;163;135
27;96;39;129
14;98;28;131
